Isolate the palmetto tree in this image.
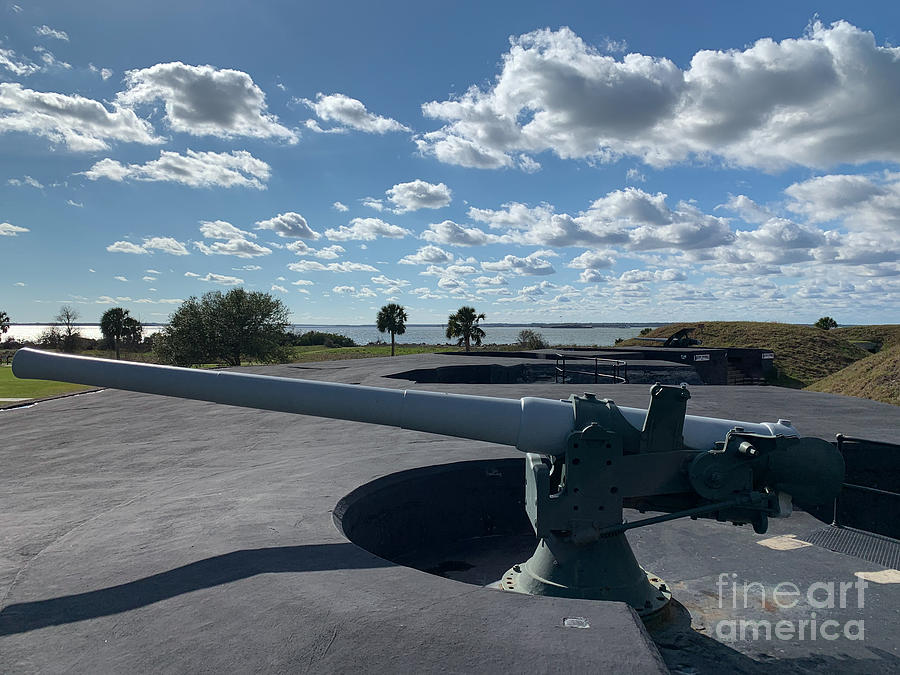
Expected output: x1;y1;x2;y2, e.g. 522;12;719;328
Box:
446;306;485;352
376;303;408;356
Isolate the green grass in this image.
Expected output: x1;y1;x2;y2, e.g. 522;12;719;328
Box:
806;343;900;405
0;364;92;401
618;321;871;387
829;325;900;351
287;344;459;362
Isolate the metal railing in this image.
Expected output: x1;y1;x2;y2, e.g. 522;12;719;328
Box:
554;354;628;384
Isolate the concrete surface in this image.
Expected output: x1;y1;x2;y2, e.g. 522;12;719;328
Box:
1;352;898;673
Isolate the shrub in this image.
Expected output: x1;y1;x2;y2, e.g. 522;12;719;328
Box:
291;331;356;348
517;329;549;350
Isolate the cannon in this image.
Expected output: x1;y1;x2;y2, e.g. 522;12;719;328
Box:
12;348;845;618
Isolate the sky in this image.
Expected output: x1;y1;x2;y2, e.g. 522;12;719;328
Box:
2;1;899;325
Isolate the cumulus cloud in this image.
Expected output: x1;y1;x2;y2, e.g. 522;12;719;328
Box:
421;220;497;246
33;46;70;70
107;236;189;255
287;260;378;273
195;220;271;258
418;22;900;171
81;149;271;189
0;82;161;151
717;194;772;224
362;197;384;211
117;62;297;142
89;63;113;80
300;93;409;134
468;188;732;251
785;172;900;232
287;241;345;259
325;217;411;241
481;251;556;275
0;222;29;236
399;245;455;265
255;211;320;239
197;273;243;285
386;179;452;212
333;201;349;212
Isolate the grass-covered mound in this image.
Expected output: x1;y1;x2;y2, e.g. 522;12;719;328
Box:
618;322;870;387
830;324;900;351
806;343;900;405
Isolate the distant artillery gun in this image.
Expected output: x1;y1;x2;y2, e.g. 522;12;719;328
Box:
635;326;702;348
12;348;845;618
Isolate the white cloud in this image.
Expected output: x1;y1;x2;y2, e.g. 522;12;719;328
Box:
33;46;71;70
234;264;262;271
785;172;900;233
0;82;161;151
35;25;69;41
287;261;378;273
399;245;455;265
481;251;556;276
333;201;349;212
271;284;288;293
717;194;772;224
114;275;128;282
255;211;319;239
419;22;900;171
89;64;114;80
14;282;25;286
198;273;244;285
66;199;83;207
421;219;497;246
7;175;43;188
0;47;41;76
370;274;411;290
196;219;271;258
386;179;452;212
300;93;409;134
81;149;271;189
117;62;297;142
106;236;190;255
0;222;29;236
473;274;507;286
362;197;384;211
325;217;411;241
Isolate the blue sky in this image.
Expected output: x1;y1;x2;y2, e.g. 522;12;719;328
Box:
2;1;899;325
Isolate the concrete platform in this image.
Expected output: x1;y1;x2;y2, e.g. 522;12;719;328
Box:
1;353;898;673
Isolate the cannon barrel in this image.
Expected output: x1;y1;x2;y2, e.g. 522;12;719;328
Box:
12;348;798;454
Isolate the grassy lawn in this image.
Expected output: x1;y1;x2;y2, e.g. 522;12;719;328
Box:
288;344;458;362
0;364;92;401
806;344;900;405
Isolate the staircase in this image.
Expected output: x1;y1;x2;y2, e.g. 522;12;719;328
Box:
726;363;764;385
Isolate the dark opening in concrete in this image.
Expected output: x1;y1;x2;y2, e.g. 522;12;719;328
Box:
333;459;537;585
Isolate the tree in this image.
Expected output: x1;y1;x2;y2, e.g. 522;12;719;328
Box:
0;310;9;335
446;306;486;352
815;316;838;330
517;329;548;350
55;305;81;352
154;288;290;367
100;307;143;359
376;303;408;356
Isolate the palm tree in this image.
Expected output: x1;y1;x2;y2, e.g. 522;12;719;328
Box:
376;303;408;356
100;307;130;360
446;306;485;352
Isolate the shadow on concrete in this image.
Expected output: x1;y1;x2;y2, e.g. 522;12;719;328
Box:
0;543;393;636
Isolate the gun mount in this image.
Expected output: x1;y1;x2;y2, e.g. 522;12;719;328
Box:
12;348;845;618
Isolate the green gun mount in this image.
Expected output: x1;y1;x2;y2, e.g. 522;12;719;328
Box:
500;385;843;618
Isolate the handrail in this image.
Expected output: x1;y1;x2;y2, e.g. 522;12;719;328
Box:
554;353;628;384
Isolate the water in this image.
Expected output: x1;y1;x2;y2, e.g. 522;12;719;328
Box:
6;324;653;347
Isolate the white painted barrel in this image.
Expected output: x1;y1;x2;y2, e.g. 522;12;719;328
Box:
12;348;798;455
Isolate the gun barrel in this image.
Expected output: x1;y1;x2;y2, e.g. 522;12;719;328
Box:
11;348;798;454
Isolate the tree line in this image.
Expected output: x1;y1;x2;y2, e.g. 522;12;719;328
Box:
4;288;551;366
